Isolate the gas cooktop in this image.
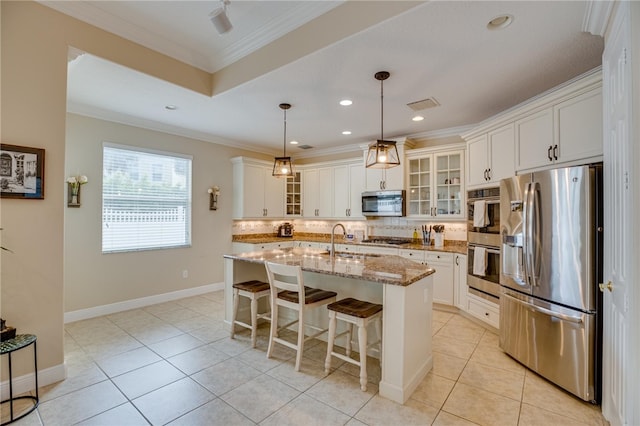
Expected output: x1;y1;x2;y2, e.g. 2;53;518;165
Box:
361;238;411;246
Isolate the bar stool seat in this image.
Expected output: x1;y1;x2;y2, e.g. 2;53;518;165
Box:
324;298;382;391
230;280;271;348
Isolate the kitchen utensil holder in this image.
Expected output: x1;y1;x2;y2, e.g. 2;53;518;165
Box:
434;233;444;247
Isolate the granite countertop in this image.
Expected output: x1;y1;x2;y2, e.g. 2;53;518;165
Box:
224;247;435;287
232;233;467;255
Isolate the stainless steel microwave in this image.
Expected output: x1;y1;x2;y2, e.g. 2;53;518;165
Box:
361;190;406;217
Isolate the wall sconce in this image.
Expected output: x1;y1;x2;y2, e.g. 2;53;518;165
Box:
67;175;88;208
208;186;220;210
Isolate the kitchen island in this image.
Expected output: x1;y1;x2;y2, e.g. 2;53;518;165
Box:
223;247;435;404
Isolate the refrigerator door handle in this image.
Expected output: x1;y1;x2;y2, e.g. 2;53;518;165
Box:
531;181;542;285
502;293;584;324
523;182;534;286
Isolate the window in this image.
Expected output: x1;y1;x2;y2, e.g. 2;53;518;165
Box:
102;144;192;253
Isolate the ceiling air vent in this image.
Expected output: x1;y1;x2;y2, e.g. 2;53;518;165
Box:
406;97;440;112
297;144;314;150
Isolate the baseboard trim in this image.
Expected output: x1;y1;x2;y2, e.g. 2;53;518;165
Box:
0;362;67;400
64;282;224;323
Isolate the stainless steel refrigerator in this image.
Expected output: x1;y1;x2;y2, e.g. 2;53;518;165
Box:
499;164;602;403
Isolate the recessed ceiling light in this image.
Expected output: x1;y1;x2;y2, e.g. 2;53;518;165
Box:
412;115;425;122
339;99;353;106
290;140;299;145
342;130;352;135
487;14;513;30
165;105;178;110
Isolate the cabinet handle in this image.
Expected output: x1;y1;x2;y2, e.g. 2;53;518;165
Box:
455;256;459;266
487;168;491;180
553;145;558;161
547;146;553;161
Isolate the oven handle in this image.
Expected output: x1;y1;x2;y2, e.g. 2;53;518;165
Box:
467;199;500;205
468;244;500;255
502;292;583;324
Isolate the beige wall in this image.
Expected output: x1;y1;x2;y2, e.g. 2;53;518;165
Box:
0;0;234;381
64;114;259;312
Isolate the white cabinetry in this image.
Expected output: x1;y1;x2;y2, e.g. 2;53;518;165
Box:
515;108;554;171
399;249;426;264
466;292;499;329
359;245;399;256
231;157;284;219
302;167;333;218
466;124;515;188
333;162;365;219
406;146;465;218
516;88;602;171
232;241;294;252
465;69;602;181
426;252;454;305
285;172;302;217
453;254;467;310
295;241;329;250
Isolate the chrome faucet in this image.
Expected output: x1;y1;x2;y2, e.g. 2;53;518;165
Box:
330;223;346;257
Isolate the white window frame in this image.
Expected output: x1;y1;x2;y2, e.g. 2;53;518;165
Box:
102;142;192;253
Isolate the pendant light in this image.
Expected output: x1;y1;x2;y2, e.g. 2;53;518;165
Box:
272;103;294;177
365;71;400;169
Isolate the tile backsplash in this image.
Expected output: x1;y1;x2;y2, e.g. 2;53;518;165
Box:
232;218;467;241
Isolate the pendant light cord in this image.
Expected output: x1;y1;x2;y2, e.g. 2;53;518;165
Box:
283;108;287;157
380;77;384;140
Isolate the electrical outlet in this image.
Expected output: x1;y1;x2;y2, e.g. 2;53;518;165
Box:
240;223;245;231
182;270;188;279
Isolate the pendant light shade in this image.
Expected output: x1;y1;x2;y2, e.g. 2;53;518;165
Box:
273;103;294;177
366;71;400;169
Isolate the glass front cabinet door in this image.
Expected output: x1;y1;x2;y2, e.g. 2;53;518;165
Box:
285;171;302;216
407;149;465;218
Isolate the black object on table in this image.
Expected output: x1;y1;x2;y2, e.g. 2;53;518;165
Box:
0;334;38;425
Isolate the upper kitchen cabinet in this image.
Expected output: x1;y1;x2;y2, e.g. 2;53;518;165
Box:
333;162;365;219
302;167;333;218
466;124;515;188
406;145;465;219
285;171;302;216
464;68;602;180
516;87;603;171
231;157;284;219
363;138;412;191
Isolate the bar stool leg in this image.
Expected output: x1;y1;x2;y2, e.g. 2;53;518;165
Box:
266;302;278;359
250;295;258;348
375;316;383;367
346;323;353;357
324;311;337;373
294;309;305;372
358;320;368;391
230;288;239;339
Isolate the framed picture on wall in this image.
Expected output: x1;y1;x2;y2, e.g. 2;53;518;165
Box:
0;144;45;199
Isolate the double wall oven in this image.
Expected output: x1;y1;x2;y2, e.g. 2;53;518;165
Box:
467;187;501;301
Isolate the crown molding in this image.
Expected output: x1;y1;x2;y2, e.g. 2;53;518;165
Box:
582;0;614;37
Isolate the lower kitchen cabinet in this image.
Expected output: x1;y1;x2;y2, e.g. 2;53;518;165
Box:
232;241;294;252
466;292;500;329
399;249;426;264
453;254;467;310
425;252;454;305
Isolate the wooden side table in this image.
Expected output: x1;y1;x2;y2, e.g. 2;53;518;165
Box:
0;334;38;425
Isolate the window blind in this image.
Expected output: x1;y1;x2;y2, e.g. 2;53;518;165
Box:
102;144;192;253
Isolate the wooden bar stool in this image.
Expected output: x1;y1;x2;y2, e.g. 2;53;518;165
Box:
264;262;337;372
230;280;271;348
324;298;382;391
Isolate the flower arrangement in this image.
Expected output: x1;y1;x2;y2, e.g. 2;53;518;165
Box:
67;175;88;205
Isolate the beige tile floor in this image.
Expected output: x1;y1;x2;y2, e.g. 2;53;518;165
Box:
3;290;608;426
